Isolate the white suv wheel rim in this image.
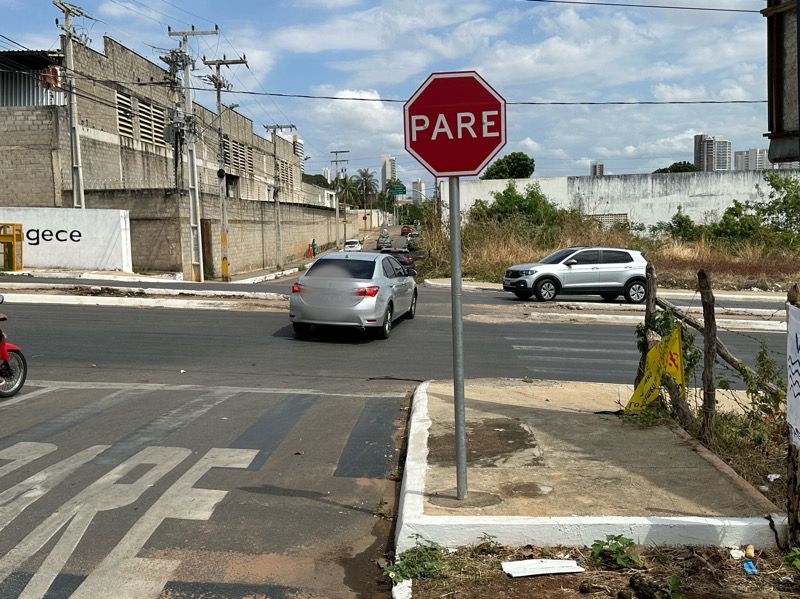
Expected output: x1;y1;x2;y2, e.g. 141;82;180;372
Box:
630;284;645;301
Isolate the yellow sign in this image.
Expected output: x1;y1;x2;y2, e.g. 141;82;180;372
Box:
625;327;684;412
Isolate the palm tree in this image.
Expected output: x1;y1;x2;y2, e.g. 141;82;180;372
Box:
355;168;378;209
336;174;359;207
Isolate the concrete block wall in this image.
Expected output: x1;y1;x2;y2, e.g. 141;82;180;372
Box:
200;197;335;278
0;106;62;206
85;188;183;273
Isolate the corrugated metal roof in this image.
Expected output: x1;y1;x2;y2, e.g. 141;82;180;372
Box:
0;50;63;70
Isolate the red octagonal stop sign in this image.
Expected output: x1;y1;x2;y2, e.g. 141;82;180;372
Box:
404;71;506;178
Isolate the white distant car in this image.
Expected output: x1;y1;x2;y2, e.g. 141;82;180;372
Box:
343;239;362;251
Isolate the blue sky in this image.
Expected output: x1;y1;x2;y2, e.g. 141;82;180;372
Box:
2;0;768;192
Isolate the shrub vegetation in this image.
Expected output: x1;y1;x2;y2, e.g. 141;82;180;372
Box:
417;172;800;290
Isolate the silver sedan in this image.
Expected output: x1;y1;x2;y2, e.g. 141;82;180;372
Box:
289;251;418;339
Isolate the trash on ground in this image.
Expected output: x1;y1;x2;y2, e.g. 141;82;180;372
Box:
745;544;755;559
743;560;758;576
767;474;781;482
501;558;584;577
729;548;745;560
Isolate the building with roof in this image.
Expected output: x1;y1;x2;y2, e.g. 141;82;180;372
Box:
0;37;334;278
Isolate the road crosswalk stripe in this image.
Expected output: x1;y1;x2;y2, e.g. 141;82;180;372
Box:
504;336;634;346
512;345;640;355
517;354;638;365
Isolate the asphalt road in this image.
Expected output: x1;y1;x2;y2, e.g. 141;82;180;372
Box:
4;301;785;387
0;263;788;598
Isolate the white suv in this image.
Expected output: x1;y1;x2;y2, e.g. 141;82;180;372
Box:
502;247;647;303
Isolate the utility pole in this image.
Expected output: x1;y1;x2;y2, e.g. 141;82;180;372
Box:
330;149;349;248
264;123;296;269
203;54;246;282
54;1;86;208
168;25;218;282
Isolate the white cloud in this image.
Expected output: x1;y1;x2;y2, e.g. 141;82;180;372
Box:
518;137;541;153
652;84;707;102
294;0;364;7
271;7;383;53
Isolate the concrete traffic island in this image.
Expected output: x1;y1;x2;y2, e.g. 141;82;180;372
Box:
396;378;785;556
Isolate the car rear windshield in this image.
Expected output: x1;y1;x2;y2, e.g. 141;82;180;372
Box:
305;258;375;279
539;248;578;264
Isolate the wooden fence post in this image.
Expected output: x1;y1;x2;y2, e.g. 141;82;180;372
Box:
635;262;658;387
698;270;716;443
788;283;800;546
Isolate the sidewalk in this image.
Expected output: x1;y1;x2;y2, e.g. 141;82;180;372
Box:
394;378;784;597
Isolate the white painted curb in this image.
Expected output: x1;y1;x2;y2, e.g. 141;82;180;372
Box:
423;279;787;303
517;311;786;332
234;267;299;284
394;380;788;570
1;293;279;311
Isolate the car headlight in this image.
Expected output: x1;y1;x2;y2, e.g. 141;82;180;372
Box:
520;269;536;276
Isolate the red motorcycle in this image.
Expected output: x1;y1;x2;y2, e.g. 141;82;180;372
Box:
0;294;26;397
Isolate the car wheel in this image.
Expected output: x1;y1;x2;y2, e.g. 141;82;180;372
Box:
406;291;417;319
377;304;393;339
624;280;647;304
513;289;535;300
292;322;311;338
601;292;619;301
534;278;558;302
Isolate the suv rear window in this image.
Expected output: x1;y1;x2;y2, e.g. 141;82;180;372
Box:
305;258;375;279
602;250;633;264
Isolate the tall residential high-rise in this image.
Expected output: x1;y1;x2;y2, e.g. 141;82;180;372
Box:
380;155;396;190
590;161;604;177
411;178;426;203
694;134;732;171
322;167;331;183
734;149;770;171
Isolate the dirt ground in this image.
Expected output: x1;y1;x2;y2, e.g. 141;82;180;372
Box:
409;544;800;598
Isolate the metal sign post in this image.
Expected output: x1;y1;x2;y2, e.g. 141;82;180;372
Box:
449;176;467;499
403;70;506;501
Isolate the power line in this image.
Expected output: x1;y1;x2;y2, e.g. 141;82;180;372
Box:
519;0;762;13
101;83;769;105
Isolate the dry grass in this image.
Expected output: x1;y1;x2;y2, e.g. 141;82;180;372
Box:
417;220;800;290
411;543;798;598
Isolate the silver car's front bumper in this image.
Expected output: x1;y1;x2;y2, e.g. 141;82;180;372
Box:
502;276;534;292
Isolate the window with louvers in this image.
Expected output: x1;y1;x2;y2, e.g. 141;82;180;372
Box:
116;91;134;139
139;101;166;148
246;147;254;174
223;138;231;167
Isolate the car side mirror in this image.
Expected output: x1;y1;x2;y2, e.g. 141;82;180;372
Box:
565;259;577;266
405;267;417;277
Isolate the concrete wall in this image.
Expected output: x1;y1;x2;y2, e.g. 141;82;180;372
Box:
0;207;132;271
0;106;64;207
442;171;795;227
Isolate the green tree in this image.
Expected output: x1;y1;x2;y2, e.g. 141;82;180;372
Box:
762;171;800;234
710;200;765;241
653;161;699;174
302;173;334;189
469;181;558;225
650;206;700;241
355;168;378;208
480;151;535;180
336;175;359;208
